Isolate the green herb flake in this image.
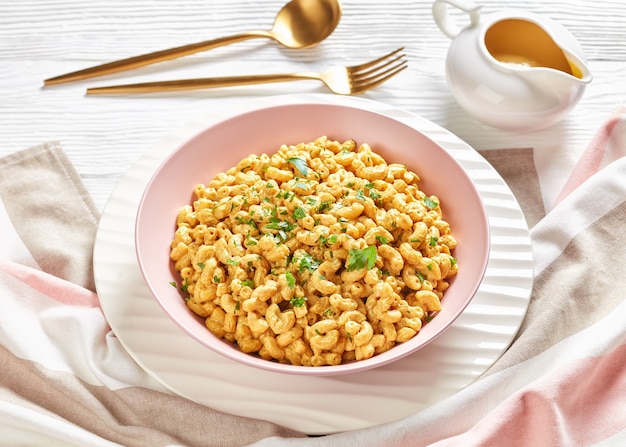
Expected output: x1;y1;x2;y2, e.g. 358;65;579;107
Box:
287;157;309;176
246;236;258;246
197;262;205;270
346;246;377;271
180;277;190;292
320;234;339;246
226;259;239;266
293;206;307;220
241;279;254;288
213;275;222;284
424;197;439;209
294;179;308;190
429;236;439;246
296;253;321;273
375;235;389;245
317;201;332;212
285;271;296;289
169;281;177;288
290;296;308;307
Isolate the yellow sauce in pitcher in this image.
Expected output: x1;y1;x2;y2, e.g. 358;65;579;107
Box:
485;19;583;78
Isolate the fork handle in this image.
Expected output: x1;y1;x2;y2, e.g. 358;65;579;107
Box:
86;73;315;94
44;31;271;85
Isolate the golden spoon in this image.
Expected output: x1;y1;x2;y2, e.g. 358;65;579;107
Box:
44;0;342;85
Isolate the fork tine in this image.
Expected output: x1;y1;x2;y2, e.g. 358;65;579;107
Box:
350;53;406;81
348;48;408;94
350;60;408;94
347;47;405;72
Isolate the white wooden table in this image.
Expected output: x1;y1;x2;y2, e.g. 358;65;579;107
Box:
1;0;625;210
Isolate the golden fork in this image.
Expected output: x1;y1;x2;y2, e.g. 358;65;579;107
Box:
86;48;407;95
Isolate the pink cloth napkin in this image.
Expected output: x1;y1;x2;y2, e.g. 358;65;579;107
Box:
1;112;625;446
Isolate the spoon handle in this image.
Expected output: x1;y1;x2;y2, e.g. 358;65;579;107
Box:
43;31;268;85
85;73;315;94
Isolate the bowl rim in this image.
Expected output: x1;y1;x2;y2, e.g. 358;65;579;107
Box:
135;101;491;376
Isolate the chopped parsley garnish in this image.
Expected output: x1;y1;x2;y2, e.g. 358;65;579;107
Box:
226;259;239;265
295;252;321;273
236;216;258;229
429;236;439;246
241;279;254;288
285;271;296;289
375;235;389;245
293;206;307;220
265;217;297;242
197;262;205;270
246;236;258;246
320;234;339;246
317;201;332;212
424;197;439;209
180;277;190;292
287;157;309;177
294;179;308;190
346;246;377;271
290;296;308;307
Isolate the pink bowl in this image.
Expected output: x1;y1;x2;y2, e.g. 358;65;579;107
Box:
135;102;490;376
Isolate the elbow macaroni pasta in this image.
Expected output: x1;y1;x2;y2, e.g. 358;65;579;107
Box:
170;136;458;367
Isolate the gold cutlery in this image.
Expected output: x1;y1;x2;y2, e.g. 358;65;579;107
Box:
86;48;407;95
44;0;342;85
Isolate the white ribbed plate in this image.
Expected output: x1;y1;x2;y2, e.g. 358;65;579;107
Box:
94;94;533;435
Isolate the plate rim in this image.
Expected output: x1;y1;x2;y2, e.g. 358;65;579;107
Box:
133;100;492;376
93;93;533;435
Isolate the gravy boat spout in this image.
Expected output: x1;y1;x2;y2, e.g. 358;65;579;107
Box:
433;0;593;131
506;47;593;119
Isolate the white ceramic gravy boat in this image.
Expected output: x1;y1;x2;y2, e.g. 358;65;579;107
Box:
432;0;592;131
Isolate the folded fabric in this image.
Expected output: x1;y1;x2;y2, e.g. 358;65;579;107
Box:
1;111;625;446
555;106;626;205
0;142;99;291
0;145;305;446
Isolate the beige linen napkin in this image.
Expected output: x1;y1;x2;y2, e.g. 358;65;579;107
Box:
5;136;623;446
0;142;99;291
0;143;306;446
